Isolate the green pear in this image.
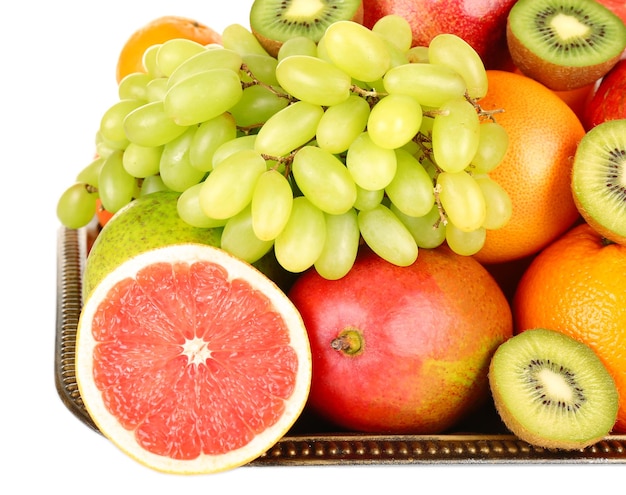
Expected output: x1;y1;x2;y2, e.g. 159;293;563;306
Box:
83;191;295;300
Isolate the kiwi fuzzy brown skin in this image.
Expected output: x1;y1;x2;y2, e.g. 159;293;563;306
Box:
488;328;619;450
506;0;626;91
249;0;364;58
571;119;626;246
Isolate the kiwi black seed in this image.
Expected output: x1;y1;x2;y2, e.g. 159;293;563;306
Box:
572;119;626;245
489;328;619;450
249;0;364;57
506;0;626;91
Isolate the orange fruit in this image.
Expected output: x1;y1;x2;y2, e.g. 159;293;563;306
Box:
116;15;222;83
95;198;114;227
552;82;596;122
511;66;595;121
75;243;311;473
513;222;626;433
473;70;584;265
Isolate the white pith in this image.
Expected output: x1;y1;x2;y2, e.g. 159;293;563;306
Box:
75;243;312;474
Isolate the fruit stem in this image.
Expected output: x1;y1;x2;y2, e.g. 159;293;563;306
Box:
330;328;364;356
601;237;616;246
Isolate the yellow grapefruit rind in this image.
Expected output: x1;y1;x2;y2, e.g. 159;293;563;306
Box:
75;243;312;474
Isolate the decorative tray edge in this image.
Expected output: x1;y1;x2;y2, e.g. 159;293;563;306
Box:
55;225;626;465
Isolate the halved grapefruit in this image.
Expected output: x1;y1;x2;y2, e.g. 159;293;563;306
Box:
75;243;311;474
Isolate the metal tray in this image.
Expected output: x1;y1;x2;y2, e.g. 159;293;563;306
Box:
55;225;626;465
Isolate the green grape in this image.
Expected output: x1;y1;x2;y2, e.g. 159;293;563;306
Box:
383;63;467;108
98;150;137;213
371;14;413;52
94;130;118;159
118;72;152;101
155;38;207;77
275;55;352;107
199;149;267;219
418;110;435;137
471;121;509;174
445;223;486;256
76;156;105;188
385;148;435;217
382;38;410;69
428;33;488;100
167;47;244;88
221;23;271;56
124;100;188;147
322;20;391;82
315;35;331;63
122;142;163;178
145;77;168;102
400;138;419;156
353;185;384;211
99;99;144;150
292;146;357;215
139;175;171;196
274;196;326;273
316;95;370;154
437;171;486;232
314;209;360;280
432;97;480;173
254;100;323;157
159;127;206;192
177;183;228;229
367;93;423;149
357;203;418;266
474;175;512;230
346;132;397;191
188;112;237;172
406;46;430;64
221;206;274;263
164;68;243;126
142;44;164;78
251;169;293;241
391;203;447;249
56;182;98;229
241;53;280;86
277;36;318;60
229;84;289;128
212;134;257;169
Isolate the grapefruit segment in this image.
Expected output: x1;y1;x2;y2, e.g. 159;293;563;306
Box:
76;244;311;474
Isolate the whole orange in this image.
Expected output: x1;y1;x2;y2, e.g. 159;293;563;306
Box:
473;70;584;265
513;222;626;433
116;16;222;83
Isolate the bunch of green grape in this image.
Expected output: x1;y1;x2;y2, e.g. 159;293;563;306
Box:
57;15;512;280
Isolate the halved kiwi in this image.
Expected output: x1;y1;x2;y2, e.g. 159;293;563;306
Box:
506;0;626;91
572;119;626;245
489;328;619;450
249;0;364;57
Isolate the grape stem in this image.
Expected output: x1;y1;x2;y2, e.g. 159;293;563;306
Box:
433;183;448;228
240;63;298;103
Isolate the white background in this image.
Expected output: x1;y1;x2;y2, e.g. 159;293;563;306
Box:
2;0;623;491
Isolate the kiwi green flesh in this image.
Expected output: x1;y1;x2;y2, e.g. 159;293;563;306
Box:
507;0;626;90
249;0;362;55
489;328;619;450
572;119;626;244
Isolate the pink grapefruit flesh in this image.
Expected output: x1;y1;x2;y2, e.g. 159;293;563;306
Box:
76;244;311;474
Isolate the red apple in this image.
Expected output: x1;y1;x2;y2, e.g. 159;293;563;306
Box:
361;0;518;69
583;58;626;130
288;246;513;434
